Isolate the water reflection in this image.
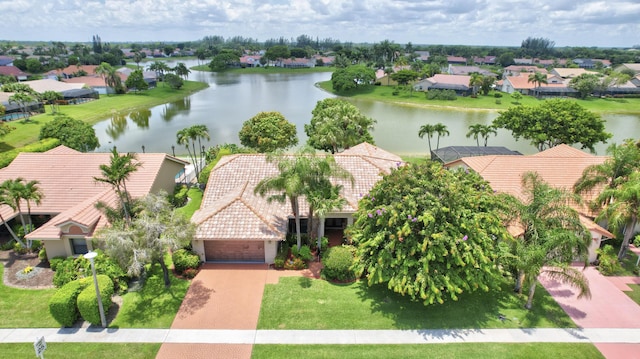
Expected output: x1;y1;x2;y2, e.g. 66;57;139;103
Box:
106;112;128;140
161;98;191;122
130;108;151;128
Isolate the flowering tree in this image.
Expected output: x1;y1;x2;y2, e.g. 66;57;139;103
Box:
351;162;510;305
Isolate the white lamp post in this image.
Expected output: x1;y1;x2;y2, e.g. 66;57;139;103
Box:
84;251;107;328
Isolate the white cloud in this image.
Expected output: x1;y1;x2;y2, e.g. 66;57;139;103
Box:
0;0;638;47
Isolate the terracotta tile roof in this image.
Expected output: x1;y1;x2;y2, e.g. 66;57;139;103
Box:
0;147;185;240
426;74;472;87
552;68;597;78
0;66;27;77
193;143;401;241
445;144;612;238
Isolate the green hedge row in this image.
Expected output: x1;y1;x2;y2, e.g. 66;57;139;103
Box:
48;278;90;327
0;138;60;168
172;249;201;274
77;275;114;326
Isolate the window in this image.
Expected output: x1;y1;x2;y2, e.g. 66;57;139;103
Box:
71;238;88;255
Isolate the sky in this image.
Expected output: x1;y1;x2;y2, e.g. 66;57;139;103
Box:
1;0;639;48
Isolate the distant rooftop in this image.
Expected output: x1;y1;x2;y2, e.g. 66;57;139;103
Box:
433;146;521;164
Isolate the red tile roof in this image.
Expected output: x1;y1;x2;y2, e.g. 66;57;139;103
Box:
193;143;402;241
0;146;186;240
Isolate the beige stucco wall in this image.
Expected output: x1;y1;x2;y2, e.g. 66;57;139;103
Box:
192;239;205;262
264;240;278;264
588;231;603;263
151;159;186;194
43;240;68;260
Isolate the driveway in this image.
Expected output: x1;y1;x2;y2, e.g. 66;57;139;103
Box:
156;263;269;359
540;265;640;358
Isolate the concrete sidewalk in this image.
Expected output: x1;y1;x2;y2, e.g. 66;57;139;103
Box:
2;327;640;345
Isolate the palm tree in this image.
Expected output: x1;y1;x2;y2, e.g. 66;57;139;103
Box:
173;62;191;80
176;125;210;182
418;123;444;153
307;183;347;252
503;172;591;309
574;139;640;196
528;72;548;97
191;124;210;172
384;67;394;86
433;123;449;150
467;124;498;147
22;180;43;243
469;73;483;96
96;62;122;94
147;61;170;84
0;187;24;247
94;148;141;224
594;171;640;260
9;93;35;120
1;178;28;235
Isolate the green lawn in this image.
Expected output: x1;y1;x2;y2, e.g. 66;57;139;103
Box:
257;277;574;330
252;344;603;359
624;284;640;305
620;251;640;276
317;81;640;114
1;80;208;150
175;187;203;220
109;263;190;328
0;343;160;359
0;264;58;328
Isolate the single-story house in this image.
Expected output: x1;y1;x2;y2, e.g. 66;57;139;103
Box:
502;66;547;78
550;68;598;79
573;58;611;69
0;56;14;66
447;65;495;77
501;73;565;95
63;73;127;95
447;56;467;65
431;146;521;164
414;74;472;95
444;144;614;262
47;65;100;79
116;67;157;88
0;65;28;81
614;63;640;75
239;55;263;67
0;146;188;260
191;143;402;263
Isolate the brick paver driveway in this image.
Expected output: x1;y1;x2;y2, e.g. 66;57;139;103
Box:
156;263;269;359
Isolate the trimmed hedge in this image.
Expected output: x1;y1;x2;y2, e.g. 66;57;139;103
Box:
49;278;90;327
321;246;356;282
77;275;114;326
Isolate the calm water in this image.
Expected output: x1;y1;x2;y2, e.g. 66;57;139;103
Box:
94;61;640;156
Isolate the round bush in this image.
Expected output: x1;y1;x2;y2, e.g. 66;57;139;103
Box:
49;256;66;271
321;246;356;282
172;249;201;274
48;278;90;327
77;275;114;326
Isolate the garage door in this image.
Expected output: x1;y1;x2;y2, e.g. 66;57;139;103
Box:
204;240;265;262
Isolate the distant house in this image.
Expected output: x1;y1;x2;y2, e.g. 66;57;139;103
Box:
280;58;315;68
501;73;565;95
446;56;467;65
551;68;597;79
414;51;430;62
414;74;472;95
0;56;14;66
47;65;100;79
444;144;614;263
63;73;127;95
431;146;521;164
503;65;547;77
0;146;188;260
239;55;263;67
21;79;99;105
615;63;640;75
0;65;28;81
313;55;335;66
117;67;157;88
573;58;611;69
447;65;495;77
473;56;496;65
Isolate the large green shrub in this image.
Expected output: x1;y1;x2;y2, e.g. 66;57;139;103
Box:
597;244;623;276
77;275;114;326
0;138;60;169
48;278;90;327
52;252;128;292
321;246;356;282
172;249;201;274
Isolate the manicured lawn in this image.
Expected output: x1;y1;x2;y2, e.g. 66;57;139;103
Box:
624;284;640;305
0;80;208;150
401;155;429;165
0;265;58;328
109;263;190;328
258;277;574;330
252;343;603;359
0;343;160;359
317;81;640;114
175;187;203;220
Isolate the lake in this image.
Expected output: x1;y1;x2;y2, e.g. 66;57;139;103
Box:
93;61;640;156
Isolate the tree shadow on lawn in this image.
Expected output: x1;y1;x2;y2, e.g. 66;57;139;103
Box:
354;279;574;330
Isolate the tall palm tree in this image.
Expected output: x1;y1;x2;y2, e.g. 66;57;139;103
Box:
176;125;210;181
528;72;548;97
469;73;483;96
22;179;43;242
307;183;347;252
574;139;640;196
503;172;591;309
173;62;191;80
418;124;436;153
0;187;24;247
595;171;640;260
94;148;141;224
467;124;498;147
1;178;28;235
433;123;449;150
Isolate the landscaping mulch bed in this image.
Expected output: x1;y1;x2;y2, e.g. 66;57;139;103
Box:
0;249;55;289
